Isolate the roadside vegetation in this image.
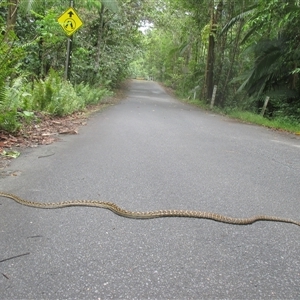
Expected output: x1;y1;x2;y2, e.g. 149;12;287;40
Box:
0;0;144;134
1;0;300;139
131;0;300;134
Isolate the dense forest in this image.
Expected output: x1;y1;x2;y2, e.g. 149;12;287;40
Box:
1;0;300;135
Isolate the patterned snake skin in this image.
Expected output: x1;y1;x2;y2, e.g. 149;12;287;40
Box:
1;192;299;226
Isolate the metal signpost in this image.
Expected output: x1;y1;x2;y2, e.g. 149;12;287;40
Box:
57;1;83;80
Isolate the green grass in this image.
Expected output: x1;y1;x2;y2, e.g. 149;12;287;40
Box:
227;111;300;133
183;98;210;110
183;98;300;134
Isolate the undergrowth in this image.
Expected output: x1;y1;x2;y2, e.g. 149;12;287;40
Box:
0;70;112;133
228;111;300;133
184;98;300;134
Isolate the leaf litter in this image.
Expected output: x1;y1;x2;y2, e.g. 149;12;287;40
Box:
0;81;129;172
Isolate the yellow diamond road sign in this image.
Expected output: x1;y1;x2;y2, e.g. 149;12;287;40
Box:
58;7;83;36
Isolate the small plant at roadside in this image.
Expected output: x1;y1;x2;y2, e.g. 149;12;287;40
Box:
74;83;112;106
17;111;36;124
0;69;113;133
0;111;21;133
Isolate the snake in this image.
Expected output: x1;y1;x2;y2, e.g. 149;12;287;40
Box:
0;191;300;226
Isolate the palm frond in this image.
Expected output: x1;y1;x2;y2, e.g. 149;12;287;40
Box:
240;25;260;45
220;4;258;36
235;69;255;93
168;42;189;57
237;38;286;97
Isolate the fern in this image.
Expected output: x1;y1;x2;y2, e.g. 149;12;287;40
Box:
0;73;7;107
43;80;53;111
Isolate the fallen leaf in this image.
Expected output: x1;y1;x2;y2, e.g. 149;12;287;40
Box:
59;129;78;134
1;150;20;158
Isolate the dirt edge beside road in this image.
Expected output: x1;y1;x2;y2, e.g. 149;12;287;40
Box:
0;81;130;172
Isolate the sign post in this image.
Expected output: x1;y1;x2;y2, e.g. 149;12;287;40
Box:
64;35;72;81
57;1;83;80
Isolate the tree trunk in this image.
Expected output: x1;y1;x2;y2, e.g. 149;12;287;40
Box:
5;0;19;38
205;32;215;101
214;0;226;92
203;1;223;102
216;0;245;107
95;4;105;73
219;19;243;106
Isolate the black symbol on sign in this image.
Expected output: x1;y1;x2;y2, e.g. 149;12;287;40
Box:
64;18;76;32
68;11;74;18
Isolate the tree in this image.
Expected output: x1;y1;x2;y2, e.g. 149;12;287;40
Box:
223;0;300;117
5;0;18;37
0;0;148;132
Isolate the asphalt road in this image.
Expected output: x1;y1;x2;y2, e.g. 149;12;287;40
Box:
1;80;300;299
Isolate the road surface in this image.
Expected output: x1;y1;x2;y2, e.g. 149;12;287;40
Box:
1;80;300;299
